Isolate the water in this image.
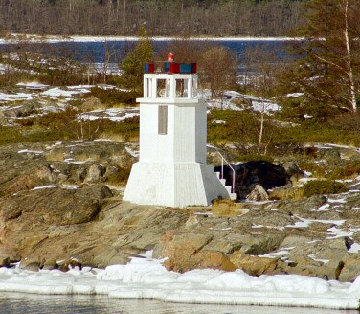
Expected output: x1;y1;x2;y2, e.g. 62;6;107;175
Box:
0;294;357;314
0;39;295;63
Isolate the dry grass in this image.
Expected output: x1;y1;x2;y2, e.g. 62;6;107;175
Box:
212;199;241;217
268;186;304;200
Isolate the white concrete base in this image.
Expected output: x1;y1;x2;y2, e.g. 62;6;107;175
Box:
123;162;230;208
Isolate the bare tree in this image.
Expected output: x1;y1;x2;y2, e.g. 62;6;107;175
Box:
0;0;306;37
200;46;237;99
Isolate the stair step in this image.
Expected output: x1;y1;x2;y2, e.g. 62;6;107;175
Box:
219;178;226;185
215;171;220;179
230;193;237;200
225;185;232;194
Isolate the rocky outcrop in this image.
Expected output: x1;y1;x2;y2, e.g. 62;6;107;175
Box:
0;141;136;197
0;141;359;283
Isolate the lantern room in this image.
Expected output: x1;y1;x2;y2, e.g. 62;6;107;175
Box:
143;61;197;99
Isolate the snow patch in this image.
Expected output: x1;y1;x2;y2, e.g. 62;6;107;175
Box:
32;185;57;190
286;216;345;229
79;108;139;122
0;92;33;102
125;146;139;158
16;82;49;90
286;93;304;98
17;149;44;154
349;243;360;254
326;227;353;239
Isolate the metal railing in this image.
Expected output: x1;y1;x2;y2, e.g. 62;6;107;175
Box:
207;145;236;194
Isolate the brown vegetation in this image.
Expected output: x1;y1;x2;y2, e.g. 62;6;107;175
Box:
0;0;306;37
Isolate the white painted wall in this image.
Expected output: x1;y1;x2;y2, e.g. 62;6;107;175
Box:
124;162;229;207
124;72;230;207
139;103;174;163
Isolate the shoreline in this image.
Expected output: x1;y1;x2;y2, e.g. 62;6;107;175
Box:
0;255;359;310
0;34;304;44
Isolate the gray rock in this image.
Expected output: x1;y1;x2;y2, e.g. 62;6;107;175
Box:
282;161;304;186
76;167;87;183
0;256;10;267
224;232;285;255
246;185;269;201
339;255;360;281
20;258;40;272
0;185;112;228
280;235;313;248
319;148;342;164
84;164;105;183
278;195;327;213
240;209;297;227
56;173;68;184
42;259;57;270
80;97;102;111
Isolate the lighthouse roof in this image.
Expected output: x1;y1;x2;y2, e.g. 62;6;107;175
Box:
144;62;197;75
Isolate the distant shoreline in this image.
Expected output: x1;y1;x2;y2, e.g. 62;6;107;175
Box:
0;34;304;44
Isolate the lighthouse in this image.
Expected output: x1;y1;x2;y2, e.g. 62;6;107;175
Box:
123;54;232;208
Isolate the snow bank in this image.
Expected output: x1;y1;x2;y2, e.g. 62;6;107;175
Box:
41;87;90;98
0;255;359;309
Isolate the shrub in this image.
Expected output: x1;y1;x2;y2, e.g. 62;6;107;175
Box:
207;110;259;144
98;117;140;141
23;129;76;142
298;161;326;178
303;180;349;197
236;153;274;163
326;161;360;180
87;87;140;106
0;126;23;145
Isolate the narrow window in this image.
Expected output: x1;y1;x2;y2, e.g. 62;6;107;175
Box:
146;78;152;97
192;77;197;97
156;79;170;98
158;105;168;135
175;79;189;97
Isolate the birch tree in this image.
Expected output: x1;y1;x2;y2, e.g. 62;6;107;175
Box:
285;0;360;117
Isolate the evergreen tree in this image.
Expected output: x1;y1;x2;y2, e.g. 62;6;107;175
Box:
120;26;153;91
281;0;360;119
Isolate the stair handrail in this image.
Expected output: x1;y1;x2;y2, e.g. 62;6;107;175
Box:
207;145;236;194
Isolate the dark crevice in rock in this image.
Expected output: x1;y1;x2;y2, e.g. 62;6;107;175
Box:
335;261;345;280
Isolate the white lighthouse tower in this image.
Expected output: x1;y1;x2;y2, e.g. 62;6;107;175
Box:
123;54;233;208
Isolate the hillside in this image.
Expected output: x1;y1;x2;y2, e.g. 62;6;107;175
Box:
1;0;306;37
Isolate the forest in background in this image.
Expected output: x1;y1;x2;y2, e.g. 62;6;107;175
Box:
1;0;305;37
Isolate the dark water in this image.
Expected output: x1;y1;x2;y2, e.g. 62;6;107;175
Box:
51;40;293;62
0;39;295;64
0;294;357;314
